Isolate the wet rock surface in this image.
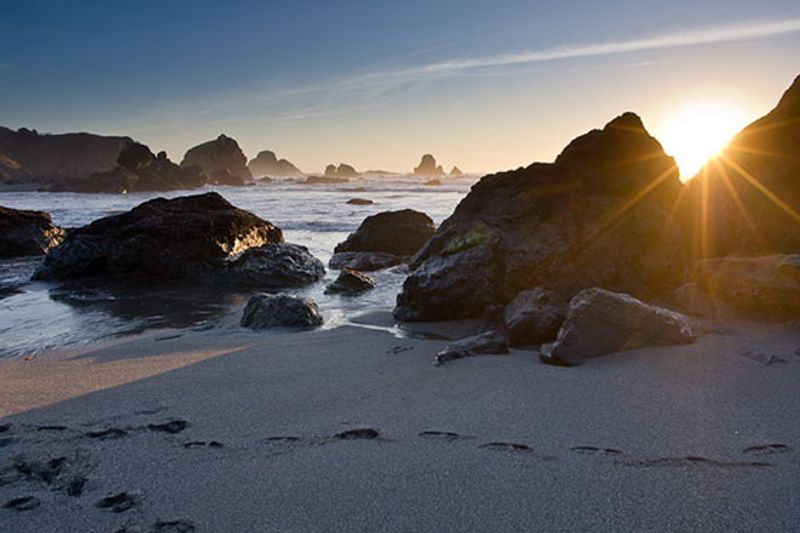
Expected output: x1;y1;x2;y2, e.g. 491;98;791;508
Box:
240;294;323;329
329;251;404;272
0;206;64;258
227;243;325;289
325;269;375;295
33;192;283;284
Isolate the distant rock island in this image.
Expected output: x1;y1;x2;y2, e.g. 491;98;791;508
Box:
68;142;205;193
181;134;252;186
325;163;360;178
0;127;132;186
449;166;463;177
248;150;303;177
413;154;446;176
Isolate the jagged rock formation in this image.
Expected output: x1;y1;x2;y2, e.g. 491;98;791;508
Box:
181;134;252;185
541;288;701;366
330;210;435;270
33;192;286;284
0;206;65;258
0;127;131;185
247;150;303;177
681;74;800;260
395;113;686;321
67;143;205;193
450;166;464;177
324;163;360;178
413;154;445;176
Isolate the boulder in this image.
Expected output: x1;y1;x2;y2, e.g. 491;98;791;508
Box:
688;255;800;320
0;126;131;186
434;330;509;366
227;243;325;288
181;134;252;185
680;74;800;259
328;251;405;271
503;288;566;346
395;113;686;321
33;192;283;283
240;294;323;329
346;198;373;205
71;143;205;193
0;206;65;258
247;150;302;177
414;154;445;176
325;269;375;294
541;288;701;366
335;210;435;257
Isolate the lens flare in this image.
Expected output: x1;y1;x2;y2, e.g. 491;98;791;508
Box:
658;102;749;180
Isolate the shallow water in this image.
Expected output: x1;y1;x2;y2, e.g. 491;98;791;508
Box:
0;176;475;358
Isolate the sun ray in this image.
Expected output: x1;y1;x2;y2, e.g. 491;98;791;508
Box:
718;153;800;225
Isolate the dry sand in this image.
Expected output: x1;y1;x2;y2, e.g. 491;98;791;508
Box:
0;315;799;532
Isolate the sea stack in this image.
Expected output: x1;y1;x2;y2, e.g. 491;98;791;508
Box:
181;134;252;186
413;154;445;176
248;150;303;177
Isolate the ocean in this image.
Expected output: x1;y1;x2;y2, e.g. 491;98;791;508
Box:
0;176;476;358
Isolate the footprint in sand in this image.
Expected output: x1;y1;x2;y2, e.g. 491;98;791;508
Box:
147;420;190;434
333;428;381;440
418;430;472;442
96;491;141;513
742;443;792;456
183;441;223;449
3;495;40;511
479;442;532;453
152;519;197;532
0;424;11;433
85;428;129;440
570;446;624;457
0;437;14;448
36;425;68;432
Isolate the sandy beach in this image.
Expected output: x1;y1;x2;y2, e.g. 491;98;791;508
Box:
1;315;798;532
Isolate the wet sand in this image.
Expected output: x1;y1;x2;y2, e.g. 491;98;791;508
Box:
1;318;799;531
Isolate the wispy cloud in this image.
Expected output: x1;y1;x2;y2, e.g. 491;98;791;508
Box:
354;18;800;83
131;18;800;146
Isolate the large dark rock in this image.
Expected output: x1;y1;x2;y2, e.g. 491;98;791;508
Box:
684;255;800;321
413;154;445;176
680;75;800;259
0;206;65;258
325;269;375;295
181;134;252;185
227;243;325;288
503;288;566;347
0;126;132;186
331;210;435;272
541;288;701;367
240;294;323;329
247;150;303;177
33;192;283;283
335;210;435;257
68;143;205;193
395;113;686;321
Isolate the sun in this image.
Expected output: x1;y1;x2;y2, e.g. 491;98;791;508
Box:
657;102;749;181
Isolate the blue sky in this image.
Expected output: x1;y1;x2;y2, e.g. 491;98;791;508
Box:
1;0;799;173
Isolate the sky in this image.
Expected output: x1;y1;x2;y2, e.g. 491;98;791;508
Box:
1;0;799;175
